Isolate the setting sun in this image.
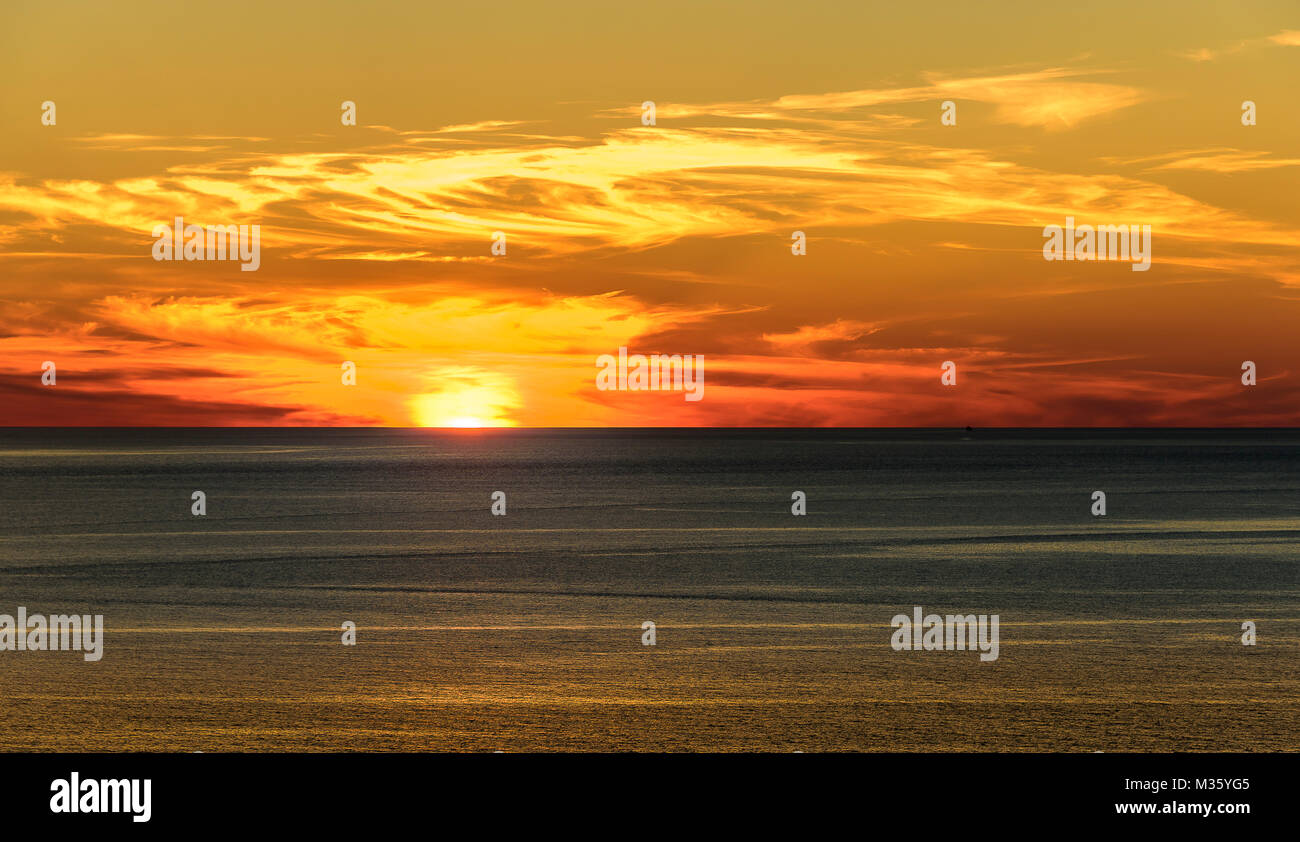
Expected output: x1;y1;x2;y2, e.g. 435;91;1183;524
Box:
411;386;518;428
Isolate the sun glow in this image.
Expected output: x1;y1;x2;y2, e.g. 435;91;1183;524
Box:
445;416;485;428
411;384;518;428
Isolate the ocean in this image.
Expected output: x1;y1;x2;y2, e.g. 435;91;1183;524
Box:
0;428;1295;751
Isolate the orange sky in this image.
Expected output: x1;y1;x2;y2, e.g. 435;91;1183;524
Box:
2;1;1299;426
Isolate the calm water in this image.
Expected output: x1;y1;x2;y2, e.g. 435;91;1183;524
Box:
0;428;1296;751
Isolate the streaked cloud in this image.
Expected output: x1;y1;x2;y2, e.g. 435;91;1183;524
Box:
621;68;1145;131
1111;148;1300;173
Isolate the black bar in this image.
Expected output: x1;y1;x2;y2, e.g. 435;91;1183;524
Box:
2;752;1287;829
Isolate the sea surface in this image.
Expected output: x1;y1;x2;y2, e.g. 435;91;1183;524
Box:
0;428;1296;752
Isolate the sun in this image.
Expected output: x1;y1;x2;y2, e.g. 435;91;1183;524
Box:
445;416;485;428
410;386;517;428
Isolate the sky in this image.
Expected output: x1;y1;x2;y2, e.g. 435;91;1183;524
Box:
2;0;1298;426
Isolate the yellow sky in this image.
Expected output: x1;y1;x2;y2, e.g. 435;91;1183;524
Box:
2;1;1298;426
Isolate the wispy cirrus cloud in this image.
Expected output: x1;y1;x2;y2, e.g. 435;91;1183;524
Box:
1104;148;1300;173
613;67;1146;130
1172;28;1300;62
5;118;1300;265
763;319;883;354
